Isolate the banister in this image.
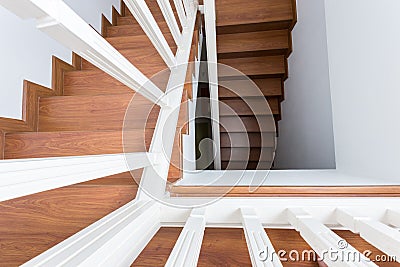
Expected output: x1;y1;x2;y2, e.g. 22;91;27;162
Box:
173;0;188;28
0;152;157;202
204;0;221;169
123;0;177;68
0;0;167;106
137;1;199;200
157;0;182;46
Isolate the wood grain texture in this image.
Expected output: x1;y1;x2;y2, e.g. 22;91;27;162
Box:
0;185;137;267
4;129;153;159
221;147;273;161
219;55;286;77
215;0;294;27
133;228;399;267
220;115;276;133
0;130;4;159
38;93;159;131
81;47;170;80
63;69;133;96
220;132;275;148
170;186;400;197
107;33;175;52
101;14;112;37
219;78;283;98
220;97;280;116
132;227;182;266
334;230;400;267
198;228;251;266
217;30;289;58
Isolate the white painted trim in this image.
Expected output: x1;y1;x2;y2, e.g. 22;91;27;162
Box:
0;0;167;106
138;4;198;200
0;153;156;202
160;197;400;226
336;208;400;262
123;0;177;68
182;0;192;18
22;200;160;266
385;209;400;228
287;208;377;267
204;0;221;169
173;0;187;28
177;169;398;186
240;208;283;267
165;208;206;267
158;0;182;46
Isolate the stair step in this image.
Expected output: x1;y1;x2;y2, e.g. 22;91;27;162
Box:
63;70;132;96
0;184;137;266
81;47;170;81
107;21;170;37
221;147;274;161
219;78;282;98
220;132;275;148
4;129;153;159
219;115;276;132
106;33;175;52
221;160;272;170
38;93;159;131
216;0;294;34
219;97;280;116
219;55;286;78
217;30;289;58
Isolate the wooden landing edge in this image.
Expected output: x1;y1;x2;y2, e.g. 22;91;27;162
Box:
170;186;400;197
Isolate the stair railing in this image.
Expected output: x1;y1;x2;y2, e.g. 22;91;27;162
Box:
0;0;198;201
21;197;400;266
204;0;222;169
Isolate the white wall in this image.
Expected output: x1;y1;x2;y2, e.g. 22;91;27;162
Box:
324;0;400;181
0;0;120;119
275;0;336;169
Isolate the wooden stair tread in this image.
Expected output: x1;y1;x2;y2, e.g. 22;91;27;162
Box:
219;78;283;98
221;160;272;170
4;129;153;159
107;21;170;37
219;115;276;133
63;69;133;96
220;132;275;148
219;55;286;77
221;147;274;161
217;30;289;58
0;185;137;266
215;0;294;28
219;97;280;116
38;93;159;131
106;33;176;52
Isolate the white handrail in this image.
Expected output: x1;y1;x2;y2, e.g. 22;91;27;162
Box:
173;0;187;28
157;0;182;45
137;2;198;200
22;200;160;266
0;0;167;106
123;0;177;68
0;152;157;202
204;0;221;169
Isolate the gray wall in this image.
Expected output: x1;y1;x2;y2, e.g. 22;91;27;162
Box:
274;0;336;169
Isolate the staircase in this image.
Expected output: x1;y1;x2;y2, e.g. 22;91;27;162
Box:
0;1;190;265
1;1;400;266
215;0;296;170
